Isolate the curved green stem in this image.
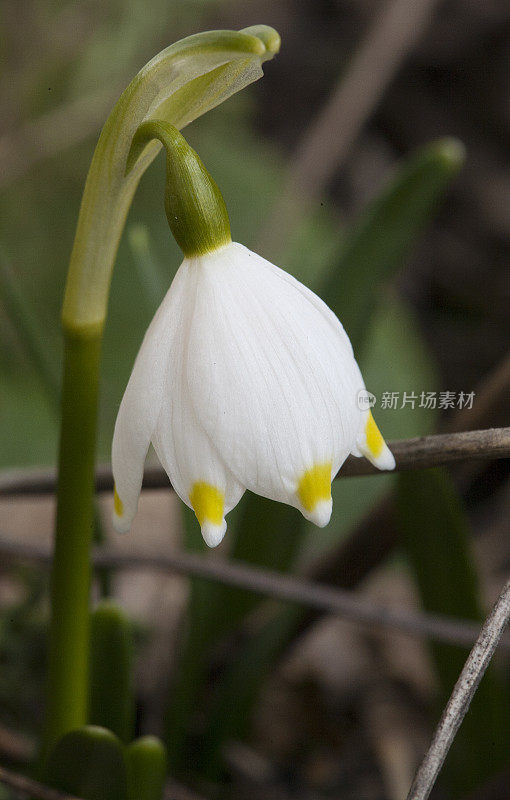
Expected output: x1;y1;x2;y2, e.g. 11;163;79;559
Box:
62;27;279;330
44;26;279;759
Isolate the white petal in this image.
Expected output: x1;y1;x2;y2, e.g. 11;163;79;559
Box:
111;262;189;533
266;261;396;472
187;242;365;523
201;519;227;549
310;500;333;528
151;259;245;547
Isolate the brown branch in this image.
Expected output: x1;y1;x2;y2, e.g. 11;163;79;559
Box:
0;725;34;765
0;765;80;800
406;577;510;800
0;763;205;800
340;427;510;476
0;428;508;498
1;536;509;652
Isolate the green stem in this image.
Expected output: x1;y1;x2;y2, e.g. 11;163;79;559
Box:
41;24;279;763
44;328;102;758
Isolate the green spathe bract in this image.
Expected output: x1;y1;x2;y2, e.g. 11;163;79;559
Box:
45;25;280;760
128;121;231;256
62;26;279;332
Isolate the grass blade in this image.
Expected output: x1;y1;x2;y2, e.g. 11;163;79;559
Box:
125;737;167;800
321;138;465;349
89;601;134;744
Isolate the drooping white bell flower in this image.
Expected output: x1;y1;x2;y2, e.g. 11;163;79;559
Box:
112;122;395;547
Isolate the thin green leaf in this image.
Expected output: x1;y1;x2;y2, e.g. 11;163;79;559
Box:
0;248;60;403
165;508;215;769
125;737;167;800
46;726;127;800
165;502;305;771
200;606;303;781
321;138;465;350
89;601;134;744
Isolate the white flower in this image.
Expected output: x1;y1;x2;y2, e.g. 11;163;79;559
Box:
112;241;395;547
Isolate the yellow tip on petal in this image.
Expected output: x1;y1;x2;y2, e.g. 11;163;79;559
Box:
114;485;124;517
189;482;226;547
297;463;332;514
360;411;396;471
112;485;131;534
365;411;384;458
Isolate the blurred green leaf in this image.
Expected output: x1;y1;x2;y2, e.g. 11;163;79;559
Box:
165;501;307;771
125;736;167;800
321;138;465;349
0;248;60;403
361;294;438;436
164;508;206;766
89;602;134;744
397;468;510;796
0;371;58;468
0;251;110;591
70;0;176;97
0;571;47;738
200;604;303;780
46;726;127;800
0;246;60;468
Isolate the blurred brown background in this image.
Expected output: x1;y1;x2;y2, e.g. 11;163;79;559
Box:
0;2;509;799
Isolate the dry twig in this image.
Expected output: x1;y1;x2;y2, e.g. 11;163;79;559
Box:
0;725;34;764
406;577;510;800
0;765;79;800
1;428;508;497
1;536;510;653
0;764;205;800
